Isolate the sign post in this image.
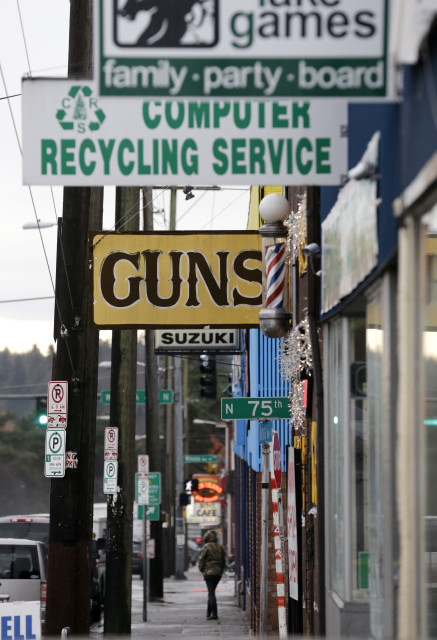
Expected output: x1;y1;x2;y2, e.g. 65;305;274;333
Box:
270;431;287;639
221;397;291;420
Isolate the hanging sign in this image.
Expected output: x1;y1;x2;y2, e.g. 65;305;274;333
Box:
95;0;389;99
155;329;241;353
22;80;348;186
90;231;262;328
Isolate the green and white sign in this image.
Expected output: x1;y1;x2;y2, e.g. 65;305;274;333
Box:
138;505;160;521
101;389;173;404
104;460;118;495
44;430;66;478
22;79;348;186
183;454;218;464
95;0;389;99
136;472;161;505
221;397;291;420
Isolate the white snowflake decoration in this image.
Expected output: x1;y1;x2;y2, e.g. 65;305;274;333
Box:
279;318;313;434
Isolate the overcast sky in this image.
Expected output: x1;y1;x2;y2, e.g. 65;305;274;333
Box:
0;1;250;355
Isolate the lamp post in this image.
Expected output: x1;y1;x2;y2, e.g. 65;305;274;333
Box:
258;193;292;339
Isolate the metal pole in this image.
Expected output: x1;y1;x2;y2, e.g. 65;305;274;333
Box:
260;441;270;636
174;354;186;579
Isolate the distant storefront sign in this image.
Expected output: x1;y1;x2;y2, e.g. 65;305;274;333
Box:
90;231;262;328
22;80;347;186
155;329;241;353
95;0;389;99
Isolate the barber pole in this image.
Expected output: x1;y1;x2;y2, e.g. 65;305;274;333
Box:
265;243;286;308
270;432;287;639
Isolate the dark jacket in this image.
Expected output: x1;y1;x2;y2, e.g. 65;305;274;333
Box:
198;530;226;577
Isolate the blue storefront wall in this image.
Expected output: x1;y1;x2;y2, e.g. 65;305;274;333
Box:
233;328;291;473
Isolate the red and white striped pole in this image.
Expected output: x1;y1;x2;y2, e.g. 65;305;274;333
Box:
271;431;287;639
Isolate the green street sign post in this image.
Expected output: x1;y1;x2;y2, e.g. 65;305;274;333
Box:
221;397;291;420
138;505;160;521
101;390;173;404
183;454;218;464
135;472;161;505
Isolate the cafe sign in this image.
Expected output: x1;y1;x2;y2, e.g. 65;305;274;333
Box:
91;231;262;328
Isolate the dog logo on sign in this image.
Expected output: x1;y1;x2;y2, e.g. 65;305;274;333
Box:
114;0;218;47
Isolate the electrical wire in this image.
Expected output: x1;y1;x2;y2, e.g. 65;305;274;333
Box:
0;93;20;100
177;190;208;223
0;296;55;304
93;187;170;248
199;189;250;230
16;0;31;76
0;61;74;374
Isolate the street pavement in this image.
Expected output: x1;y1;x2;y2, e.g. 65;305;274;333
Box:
91;565;251;638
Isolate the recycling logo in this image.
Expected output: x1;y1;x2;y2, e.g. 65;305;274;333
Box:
56;85;106;133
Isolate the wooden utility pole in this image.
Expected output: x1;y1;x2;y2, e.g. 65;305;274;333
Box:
142;187;164;600
104;187;139;634
45;0;102;635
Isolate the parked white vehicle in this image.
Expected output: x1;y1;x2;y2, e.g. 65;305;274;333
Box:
0;537;47;625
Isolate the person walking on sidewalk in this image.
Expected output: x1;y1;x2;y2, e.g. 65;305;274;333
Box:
198;530;226;620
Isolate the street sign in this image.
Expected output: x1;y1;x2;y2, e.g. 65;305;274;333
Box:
137;476;150;506
44;430;66;478
259;422;273;444
138;505;160;521
137;454;149;477
147;472;161;505
272;431;282;489
100;390;173;404
221;397;291;420
136;472;161;505
22;80;348;187
183;454;218;464
103;460;118;495
159;390;173;404
47;381;68;429
95;1;390;99
104;426;119;461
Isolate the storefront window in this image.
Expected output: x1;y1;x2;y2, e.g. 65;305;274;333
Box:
326;316;369;603
349;317;369;601
327;319;344;600
366;292;384;630
422;207;437;637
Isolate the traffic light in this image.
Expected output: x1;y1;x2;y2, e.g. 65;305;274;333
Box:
36;396;48;426
199;355;216;399
179;492;190;506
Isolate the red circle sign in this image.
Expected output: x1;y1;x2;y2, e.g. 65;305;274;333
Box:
272;431;282;489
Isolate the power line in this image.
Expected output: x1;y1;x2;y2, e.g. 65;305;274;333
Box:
0;93;20;100
0;296;55;304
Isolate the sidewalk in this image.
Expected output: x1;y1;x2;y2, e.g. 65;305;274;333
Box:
93;565;251;638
